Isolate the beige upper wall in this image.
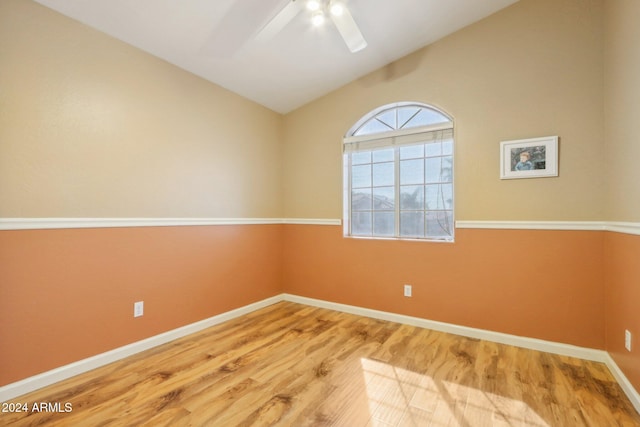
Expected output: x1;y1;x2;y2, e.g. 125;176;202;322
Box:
604;0;640;222
0;0;283;218
283;0;605;221
1;0;613;222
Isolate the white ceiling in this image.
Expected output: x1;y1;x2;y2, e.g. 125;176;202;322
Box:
34;0;519;114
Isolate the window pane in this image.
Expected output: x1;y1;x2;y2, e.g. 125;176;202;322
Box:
442;183;453;209
352;212;372;236
426;211;453;238
352;189;372;210
441;156;453;182
373;186;395;210
373;149;394;163
404;108;450;129
355;119;392;136
376;110;397;130
425;184;439;210
373;162;394;186
400;212;425;238
373;212;395;236
425;157;442;183
425;184;453;210
398;107;421;129
400;159;424;185
425;142;441;157
400;144;424;160
352;152;371;165
443;139;453;155
400;185;424;209
352;164;371;188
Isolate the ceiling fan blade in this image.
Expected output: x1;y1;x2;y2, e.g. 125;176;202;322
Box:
200;0;284;58
255;0;304;43
330;2;367;53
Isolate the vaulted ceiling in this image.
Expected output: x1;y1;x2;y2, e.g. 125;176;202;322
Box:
35;0;519;113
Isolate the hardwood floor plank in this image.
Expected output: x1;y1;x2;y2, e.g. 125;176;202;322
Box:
2;301;639;426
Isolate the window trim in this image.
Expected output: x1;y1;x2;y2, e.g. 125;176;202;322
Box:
344;122;454;145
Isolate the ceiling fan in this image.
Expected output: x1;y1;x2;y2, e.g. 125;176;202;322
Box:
200;0;367;58
256;0;367;53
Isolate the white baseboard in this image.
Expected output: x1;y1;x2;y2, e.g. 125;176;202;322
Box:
604;353;640;414
282;294;607;362
0;295;282;402
2;293;638;416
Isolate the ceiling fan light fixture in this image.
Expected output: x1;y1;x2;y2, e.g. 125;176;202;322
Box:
329;1;345;17
306;0;321;12
255;0;367;54
311;10;325;26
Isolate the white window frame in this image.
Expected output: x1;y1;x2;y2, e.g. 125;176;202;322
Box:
343;103;455;242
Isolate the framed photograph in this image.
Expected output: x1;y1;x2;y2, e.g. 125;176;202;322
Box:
500;136;558;179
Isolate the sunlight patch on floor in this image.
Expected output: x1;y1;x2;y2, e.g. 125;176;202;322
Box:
360;357;550;427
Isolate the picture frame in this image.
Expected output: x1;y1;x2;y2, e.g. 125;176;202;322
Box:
500;136;558;179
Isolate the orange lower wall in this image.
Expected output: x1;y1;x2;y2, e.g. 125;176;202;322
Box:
0;224;283;386
283;225;605;349
604;231;640;392
5;223;637;394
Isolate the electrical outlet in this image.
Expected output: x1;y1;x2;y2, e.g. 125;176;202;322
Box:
404;284;412;297
625;330;632;352
134;301;144;318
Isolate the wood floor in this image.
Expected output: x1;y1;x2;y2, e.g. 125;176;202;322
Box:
3;301;640;426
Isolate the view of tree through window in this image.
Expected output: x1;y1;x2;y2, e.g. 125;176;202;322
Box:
343;103;454;241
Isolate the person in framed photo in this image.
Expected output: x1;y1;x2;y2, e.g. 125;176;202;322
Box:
515;151;533;171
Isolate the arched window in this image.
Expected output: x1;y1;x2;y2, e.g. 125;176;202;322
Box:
343;102;454;241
